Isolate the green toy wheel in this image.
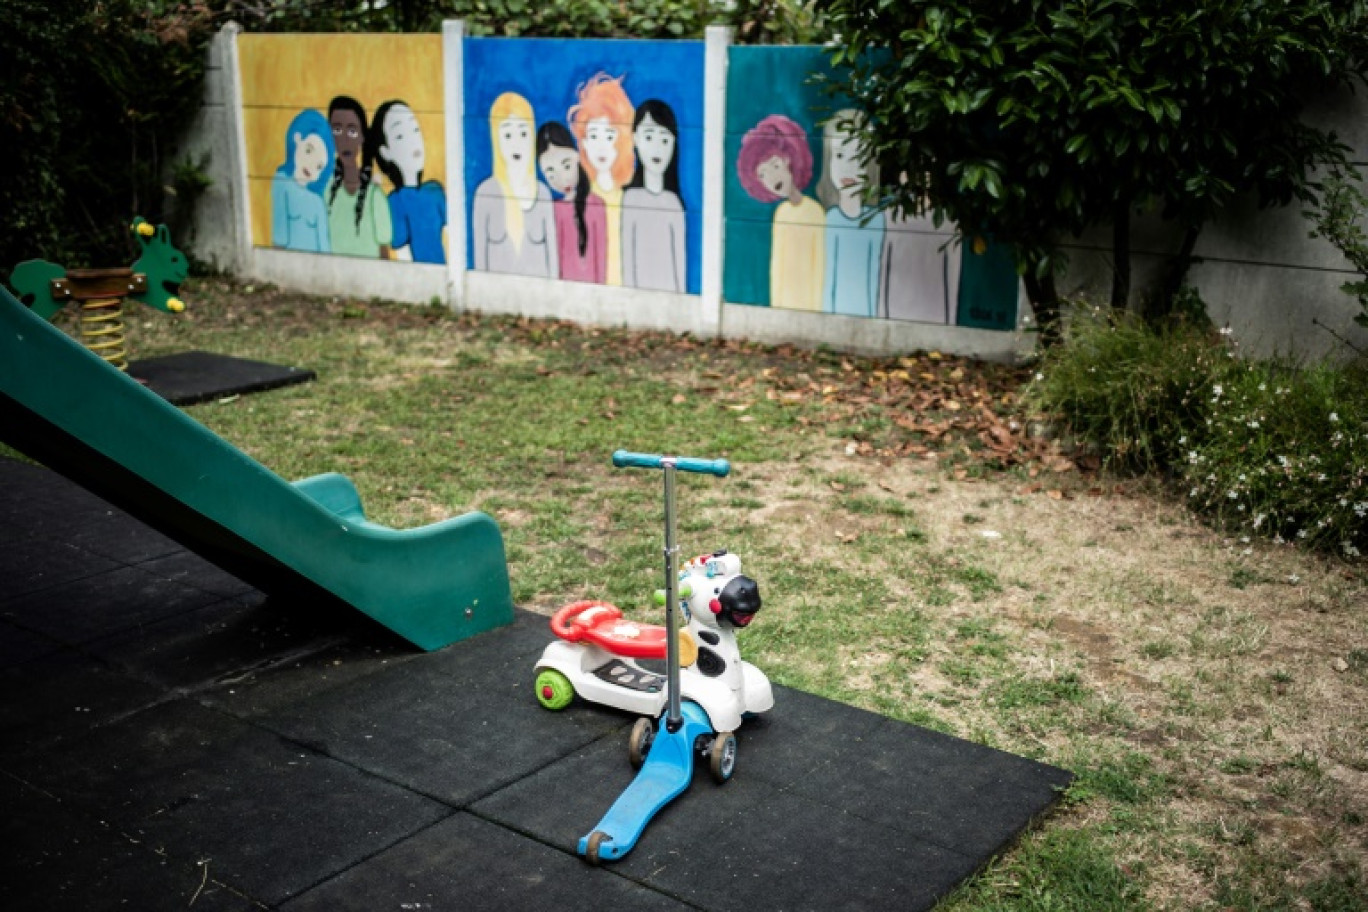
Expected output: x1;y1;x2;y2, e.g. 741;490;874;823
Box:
535;668;575;710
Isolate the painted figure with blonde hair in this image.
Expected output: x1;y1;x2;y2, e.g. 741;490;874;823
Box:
473;92;558;277
568;72;635;286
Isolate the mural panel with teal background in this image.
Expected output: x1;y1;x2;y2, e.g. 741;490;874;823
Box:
724;45;1019;330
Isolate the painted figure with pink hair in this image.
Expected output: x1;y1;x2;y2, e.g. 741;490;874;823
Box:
737;114;825;312
568;72;636;286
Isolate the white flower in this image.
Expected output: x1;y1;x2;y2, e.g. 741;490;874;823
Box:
1179;435;1187;445
1034;372;1044;382
1259;383;1267;392
1248;420;1260;429
1227;490;1239;499
1253;514;1266;529
1212;384;1224;398
1188;450;1201;463
1287;574;1300;583
1297;529;1308;539
1330;412;1340;422
1219;326;1233;336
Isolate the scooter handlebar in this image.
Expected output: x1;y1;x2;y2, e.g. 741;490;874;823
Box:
612;450;730;477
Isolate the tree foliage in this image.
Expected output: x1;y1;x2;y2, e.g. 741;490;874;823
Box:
229;0;825;43
0;0;217;269
1309;171;1368;333
816;0;1368;337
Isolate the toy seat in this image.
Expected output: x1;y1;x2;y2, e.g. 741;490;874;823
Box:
550;601;668;659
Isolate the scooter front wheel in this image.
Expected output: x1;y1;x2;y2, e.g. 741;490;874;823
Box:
708;731;737;783
628;717;654;770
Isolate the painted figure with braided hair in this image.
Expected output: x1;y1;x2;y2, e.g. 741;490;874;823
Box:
326;96;393;259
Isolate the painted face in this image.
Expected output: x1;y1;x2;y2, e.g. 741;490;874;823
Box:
583;117;619;176
498;116;533;170
293;132;328;187
829;126;867;193
756;154;793;199
381;104;425;183
633;112;675;179
330;109;364;165
539;146;579;196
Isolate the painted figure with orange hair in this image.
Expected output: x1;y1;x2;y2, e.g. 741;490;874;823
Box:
568;72;635;286
473;92;558;277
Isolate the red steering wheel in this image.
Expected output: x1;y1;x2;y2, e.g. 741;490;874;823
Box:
550;600;623;642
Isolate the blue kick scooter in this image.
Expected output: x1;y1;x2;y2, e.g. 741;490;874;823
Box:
578;450;739;865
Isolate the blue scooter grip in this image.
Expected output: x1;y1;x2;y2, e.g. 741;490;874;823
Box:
612;450;731;477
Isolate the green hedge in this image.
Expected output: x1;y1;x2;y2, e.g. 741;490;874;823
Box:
1029;310;1367;560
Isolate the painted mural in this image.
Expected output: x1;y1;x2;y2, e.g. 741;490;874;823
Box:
240;34;448;264
724;46;1020;330
463;38;704;293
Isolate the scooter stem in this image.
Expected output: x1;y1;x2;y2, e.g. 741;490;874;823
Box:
662;458;682;732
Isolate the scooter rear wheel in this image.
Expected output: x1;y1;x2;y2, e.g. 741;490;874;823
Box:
585;830;609;865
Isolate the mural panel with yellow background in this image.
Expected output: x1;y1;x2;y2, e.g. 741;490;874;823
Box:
239;34;447;261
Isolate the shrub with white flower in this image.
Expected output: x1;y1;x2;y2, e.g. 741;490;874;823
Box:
1029;306;1365;561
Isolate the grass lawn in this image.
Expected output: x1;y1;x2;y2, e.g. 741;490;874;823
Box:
103;279;1368;909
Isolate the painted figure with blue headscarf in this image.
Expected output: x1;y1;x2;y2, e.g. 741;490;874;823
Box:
272;109;335;253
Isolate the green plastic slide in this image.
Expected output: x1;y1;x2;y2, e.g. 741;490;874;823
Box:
0;286;514;650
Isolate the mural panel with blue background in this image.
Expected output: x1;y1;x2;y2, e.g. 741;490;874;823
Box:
463;38;705;295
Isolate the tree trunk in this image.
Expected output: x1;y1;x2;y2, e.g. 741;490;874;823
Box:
1148;223;1202;324
1023;269;1062;347
1111;200;1131;311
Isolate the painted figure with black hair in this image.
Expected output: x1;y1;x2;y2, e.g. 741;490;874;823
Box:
271;109;334;253
621;99;686;293
537;121;606;284
373;99;446;264
327;96;392;259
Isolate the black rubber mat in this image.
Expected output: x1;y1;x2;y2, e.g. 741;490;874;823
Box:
128;350;315;405
0;458;1072;910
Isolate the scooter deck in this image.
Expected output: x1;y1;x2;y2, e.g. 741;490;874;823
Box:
578;702;714;863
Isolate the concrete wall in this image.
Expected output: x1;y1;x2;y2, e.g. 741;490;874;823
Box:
182;23;1368;364
180;22;251;274
1059;83;1368;362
